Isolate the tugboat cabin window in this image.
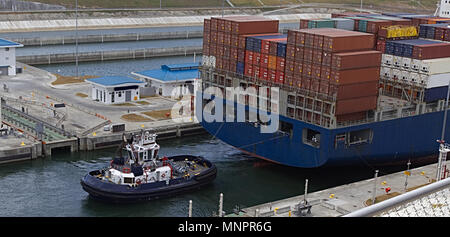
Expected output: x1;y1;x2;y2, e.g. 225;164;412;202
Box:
348;129;373;145
303;128;320;148
124;177;134;184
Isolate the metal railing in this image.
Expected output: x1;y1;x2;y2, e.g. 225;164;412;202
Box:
343;178;450;217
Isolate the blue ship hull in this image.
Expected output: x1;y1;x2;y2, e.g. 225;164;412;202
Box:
196;96;450;168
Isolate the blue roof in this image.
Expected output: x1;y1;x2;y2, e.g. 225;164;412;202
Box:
86;76;144;86
0;38;22;47
134;63;199;82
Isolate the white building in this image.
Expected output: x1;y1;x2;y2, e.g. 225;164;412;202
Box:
86;76;145;104
131;63;198;98
440;0;450;17
0;39;23;76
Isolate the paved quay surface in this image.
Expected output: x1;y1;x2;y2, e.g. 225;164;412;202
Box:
1;63;194;137
238;163;443;217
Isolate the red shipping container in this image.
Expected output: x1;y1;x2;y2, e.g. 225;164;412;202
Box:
223;45;230;59
335;96;378;115
275;71;285;84
276;57;285;72
269;41;278;56
230;59;237;73
245;50;254;64
329;81;379;100
216;57;223;70
238;35;247;49
305;33;315;48
209;43;217;56
313;49;323;64
366;20;392;34
293;76;302;88
321;66;331;80
260;54;269;67
218;18;225;32
296;32;306;46
300;19;310;29
231;35;239;47
330;67;380;85
268;69;277;82
202;44;210;56
322;51;332;66
376;39;386;52
304;48;313;62
295;46;304;61
237;49;245;62
204;19;211;32
294;61;303;75
244;63;253;77
311;79;320;92
285;59;295;76
218;45;225;58
211;31;218;44
225;17;279;35
286;44;296;60
312;64;322;80
287;30;296;44
302;63;312;77
319;80;330;95
225;20;232;32
224;34;231;46
203;32;211;44
313;34;324;49
254;65;261;79
336;111;367;123
223;60;229;71
211;18;218;31
261;40;271;54
285;75;294;86
331;50;382;70
230;47;238;60
218;31;224;45
253;52;261;65
412;43;450;60
260;67;269;80
301;77;311;90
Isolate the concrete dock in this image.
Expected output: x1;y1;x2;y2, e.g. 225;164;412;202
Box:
0;62;206;163
236;163;442;217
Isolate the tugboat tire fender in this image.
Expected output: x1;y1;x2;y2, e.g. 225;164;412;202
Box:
123;167;131;173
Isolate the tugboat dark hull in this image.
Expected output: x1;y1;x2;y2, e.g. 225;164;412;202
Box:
80;155;217;203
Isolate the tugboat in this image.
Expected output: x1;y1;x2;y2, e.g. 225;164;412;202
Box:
80;130;217;202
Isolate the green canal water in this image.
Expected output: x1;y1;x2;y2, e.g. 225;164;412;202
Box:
0;134;407;217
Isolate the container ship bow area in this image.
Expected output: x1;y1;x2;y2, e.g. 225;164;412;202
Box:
197;15;450;168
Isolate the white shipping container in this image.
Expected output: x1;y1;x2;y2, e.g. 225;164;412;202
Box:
380;66;392;79
392;56;403;68
401;57;412;71
209;56;216;68
202;55;210;66
400;71;410;83
382;54;393;66
410;72;421;85
420;57;450;75
392;69;402;80
410;59;421;72
423;72;450;89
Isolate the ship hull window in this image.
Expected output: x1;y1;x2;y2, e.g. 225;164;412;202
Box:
303;128;320;148
348;129;373;145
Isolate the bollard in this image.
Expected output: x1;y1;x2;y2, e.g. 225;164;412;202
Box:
218;193;223;217
371;170;379;205
255;209;259;217
188;200;192;217
304;179;309;204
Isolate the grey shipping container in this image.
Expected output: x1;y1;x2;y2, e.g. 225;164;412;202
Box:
333;18;354;31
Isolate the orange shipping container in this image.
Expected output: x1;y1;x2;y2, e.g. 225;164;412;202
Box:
335;96;378;115
268;55;277;70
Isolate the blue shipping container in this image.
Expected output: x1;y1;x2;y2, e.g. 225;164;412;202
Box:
276;42;287;58
424;86;449;102
236;62;245;75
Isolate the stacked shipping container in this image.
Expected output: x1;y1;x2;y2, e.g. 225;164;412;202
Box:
285;28;381;122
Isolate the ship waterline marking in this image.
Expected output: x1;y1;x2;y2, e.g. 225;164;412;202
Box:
170;86;280;134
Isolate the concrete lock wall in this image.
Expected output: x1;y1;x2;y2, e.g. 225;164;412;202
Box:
17;46;202;65
0;142;42;164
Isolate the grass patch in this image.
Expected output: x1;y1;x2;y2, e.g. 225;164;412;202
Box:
135;101;150;105
141;109;172;120
112;103;135;106
75;92;88;98
51;74;97;85
121;113;152;122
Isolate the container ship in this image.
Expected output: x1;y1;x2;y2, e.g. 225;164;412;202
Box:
196;13;450;168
